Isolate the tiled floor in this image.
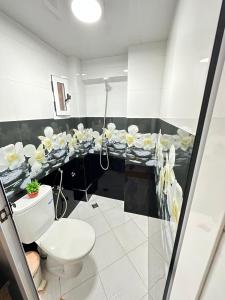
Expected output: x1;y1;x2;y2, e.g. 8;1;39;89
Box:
39;195;176;300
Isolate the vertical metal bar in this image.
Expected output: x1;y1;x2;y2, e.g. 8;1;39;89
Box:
0;182;39;300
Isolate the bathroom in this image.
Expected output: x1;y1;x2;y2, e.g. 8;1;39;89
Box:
0;0;225;299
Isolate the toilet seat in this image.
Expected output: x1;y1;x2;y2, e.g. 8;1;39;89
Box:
36;218;95;263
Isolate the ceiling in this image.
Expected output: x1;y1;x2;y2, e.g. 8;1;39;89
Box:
0;0;178;59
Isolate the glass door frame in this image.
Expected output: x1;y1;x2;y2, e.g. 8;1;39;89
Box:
0;181;39;300
164;0;225;299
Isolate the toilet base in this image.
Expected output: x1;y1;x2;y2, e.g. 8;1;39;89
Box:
46;256;83;278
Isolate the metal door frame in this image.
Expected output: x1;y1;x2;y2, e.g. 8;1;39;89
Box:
0;181;39;300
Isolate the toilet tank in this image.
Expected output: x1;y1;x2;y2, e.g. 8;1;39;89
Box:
13;185;55;244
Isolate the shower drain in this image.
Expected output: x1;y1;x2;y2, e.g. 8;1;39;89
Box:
91;203;99;209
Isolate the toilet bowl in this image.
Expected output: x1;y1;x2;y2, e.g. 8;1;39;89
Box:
13;185;95;278
37;218;95;277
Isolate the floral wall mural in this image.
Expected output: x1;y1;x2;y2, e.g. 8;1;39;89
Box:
0;119;194;223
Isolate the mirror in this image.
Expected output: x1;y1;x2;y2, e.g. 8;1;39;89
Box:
51;75;71;116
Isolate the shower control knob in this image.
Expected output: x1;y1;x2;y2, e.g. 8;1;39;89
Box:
71;172;76;177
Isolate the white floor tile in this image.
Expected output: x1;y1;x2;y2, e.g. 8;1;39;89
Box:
113;220;147;252
85;231;125;273
59;257;95;295
141;294;152;300
76;201;101;220
39;196;171;300
99;256;147;300
62;275;107;300
85;213;111;237
128;241;148;287
94;195;121;211
68;207;80;219
149;226;175;264
103;206;130;228
148;243;168;289
132;214;149;237
148;217;167;238
39;270;60;300
149;276;167;300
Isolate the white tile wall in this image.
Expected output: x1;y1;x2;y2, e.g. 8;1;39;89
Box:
81;55;128;80
67;56;86;117
200;234;225;300
85;81;127;117
170;39;225;300
0;12;81;121
82;56;128;117
160;0;222;133
127;41;166;118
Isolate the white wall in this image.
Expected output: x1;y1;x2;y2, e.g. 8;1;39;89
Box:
82;55;128;80
81;55;128;117
200;233;225;300
160;0;222;133
127;41;166;118
67;56;86;117
0;12;80;121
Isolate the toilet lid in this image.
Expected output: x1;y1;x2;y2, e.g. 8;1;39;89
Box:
36;218;95;262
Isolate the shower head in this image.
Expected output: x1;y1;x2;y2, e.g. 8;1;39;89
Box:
104;79;112;92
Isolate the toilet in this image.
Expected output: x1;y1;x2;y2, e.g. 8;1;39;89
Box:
13;185;95;278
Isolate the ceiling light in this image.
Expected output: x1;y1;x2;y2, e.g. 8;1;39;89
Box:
71;0;102;23
123;69;128;73
200;58;209;63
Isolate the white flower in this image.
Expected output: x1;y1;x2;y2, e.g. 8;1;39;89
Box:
168;144;176;168
104;129;113;140
85;128;94;142
126;133;136;147
143;133;156;150
128;125;139;135
134;137;144;148
160;134;174;151
66;134;78;153
77;123;84;131
157;167;165;198
94;135;103;151
107;123;116;131
74;128;85;143
38;127;55;153
163;154;175;193
167;180;183;223
54;132;67;149
0;142;25;171
24;144;46;173
92;131;100;139
174;129;194;151
112;130;126;144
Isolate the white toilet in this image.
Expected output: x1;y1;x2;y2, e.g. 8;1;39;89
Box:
13;185;95;278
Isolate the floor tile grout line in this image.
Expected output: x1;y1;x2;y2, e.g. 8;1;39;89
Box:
99;207;148;257
98;273;110;300
126;251;148;290
111;220;148;253
149;273;167;293
148;237;171;265
63;196;169;299
148;273;168;299
60;273;97;297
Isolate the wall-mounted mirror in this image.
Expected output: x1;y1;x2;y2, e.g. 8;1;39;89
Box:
51;75;71;116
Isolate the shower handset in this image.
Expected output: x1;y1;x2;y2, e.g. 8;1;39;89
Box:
100;79;111;171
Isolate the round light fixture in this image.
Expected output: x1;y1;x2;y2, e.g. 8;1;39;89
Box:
71;0;102;23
